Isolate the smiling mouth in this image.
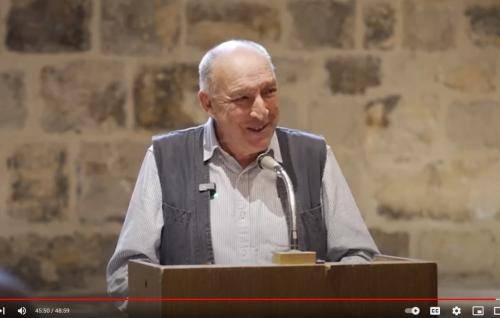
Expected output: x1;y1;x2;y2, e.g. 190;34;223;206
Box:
247;124;268;133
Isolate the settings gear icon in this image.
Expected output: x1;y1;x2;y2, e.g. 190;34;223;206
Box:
452;306;461;316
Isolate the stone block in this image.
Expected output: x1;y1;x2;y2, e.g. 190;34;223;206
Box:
375;154;500;222
101;0;180;55
363;1;396;50
134;64;203;130
6;143;68;222
416;230;495;275
6;0;91;52
379;53;443;96
402;0;455;51
466;4;500;47
0;70;26;130
40;60;126;133
375;161;470;222
186;0;280;49
369;228;409;257
1;232;117;291
308;99;364;149
363;95;439;173
325;56;381;95
76;141;149;223
274;58;314;85
437;60;496;93
447;101;500;150
288;0;354;49
468;158;500;221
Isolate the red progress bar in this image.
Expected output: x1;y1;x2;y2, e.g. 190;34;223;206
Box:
0;297;496;302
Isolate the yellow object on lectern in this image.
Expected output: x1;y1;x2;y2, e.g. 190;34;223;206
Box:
272;250;316;265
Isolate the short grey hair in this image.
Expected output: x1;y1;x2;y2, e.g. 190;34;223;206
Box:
198;39;275;93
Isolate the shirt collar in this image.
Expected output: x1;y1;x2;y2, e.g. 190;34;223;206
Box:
203;117;283;164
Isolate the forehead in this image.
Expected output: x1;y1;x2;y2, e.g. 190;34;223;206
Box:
211;49;276;92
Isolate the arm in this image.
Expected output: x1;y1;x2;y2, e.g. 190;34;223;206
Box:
321;145;379;262
106;146;163;310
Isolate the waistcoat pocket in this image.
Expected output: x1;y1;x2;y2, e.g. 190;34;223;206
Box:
163;202;192;223
299;204;324;226
161;202;193;264
299;204;327;258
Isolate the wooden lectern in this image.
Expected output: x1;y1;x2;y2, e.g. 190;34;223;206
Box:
128;255;437;318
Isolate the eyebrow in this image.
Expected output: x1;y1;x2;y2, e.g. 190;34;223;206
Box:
229;78;277;96
262;79;277;87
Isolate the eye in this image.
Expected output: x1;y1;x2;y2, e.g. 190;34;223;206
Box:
263;87;277;97
232;95;250;103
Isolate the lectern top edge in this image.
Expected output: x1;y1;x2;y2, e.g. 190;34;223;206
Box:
129;254;436;272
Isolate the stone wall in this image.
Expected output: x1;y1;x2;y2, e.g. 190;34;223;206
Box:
0;0;499;297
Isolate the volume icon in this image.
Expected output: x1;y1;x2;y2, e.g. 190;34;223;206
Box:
17;307;26;315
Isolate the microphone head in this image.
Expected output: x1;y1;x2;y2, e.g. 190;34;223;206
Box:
257;153;280;170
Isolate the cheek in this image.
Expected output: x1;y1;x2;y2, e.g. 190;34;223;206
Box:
219;109;248;135
214;104;237;123
267;99;279;117
228;107;249;122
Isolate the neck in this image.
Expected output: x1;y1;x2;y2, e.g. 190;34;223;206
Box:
232;152;258;168
219;141;258;168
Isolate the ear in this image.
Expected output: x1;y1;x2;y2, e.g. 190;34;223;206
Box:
198;90;213;116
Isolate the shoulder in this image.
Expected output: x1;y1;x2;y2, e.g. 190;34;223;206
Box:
277;127;327;170
276;126;326;145
152;125;204;144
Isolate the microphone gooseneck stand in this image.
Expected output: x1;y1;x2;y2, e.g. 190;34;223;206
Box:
257;153;316;264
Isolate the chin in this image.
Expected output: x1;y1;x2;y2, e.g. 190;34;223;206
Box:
242;131;274;153
251;140;272;154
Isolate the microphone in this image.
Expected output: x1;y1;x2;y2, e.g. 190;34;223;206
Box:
257;153;281;171
257;153;298;251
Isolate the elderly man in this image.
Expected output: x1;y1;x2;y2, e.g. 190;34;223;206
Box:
107;39;378;307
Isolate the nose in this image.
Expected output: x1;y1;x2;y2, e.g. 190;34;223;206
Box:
250;94;269;121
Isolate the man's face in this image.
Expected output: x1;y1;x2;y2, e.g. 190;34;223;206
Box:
200;49;279;164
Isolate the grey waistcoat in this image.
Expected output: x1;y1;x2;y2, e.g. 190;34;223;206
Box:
152;125;327;265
